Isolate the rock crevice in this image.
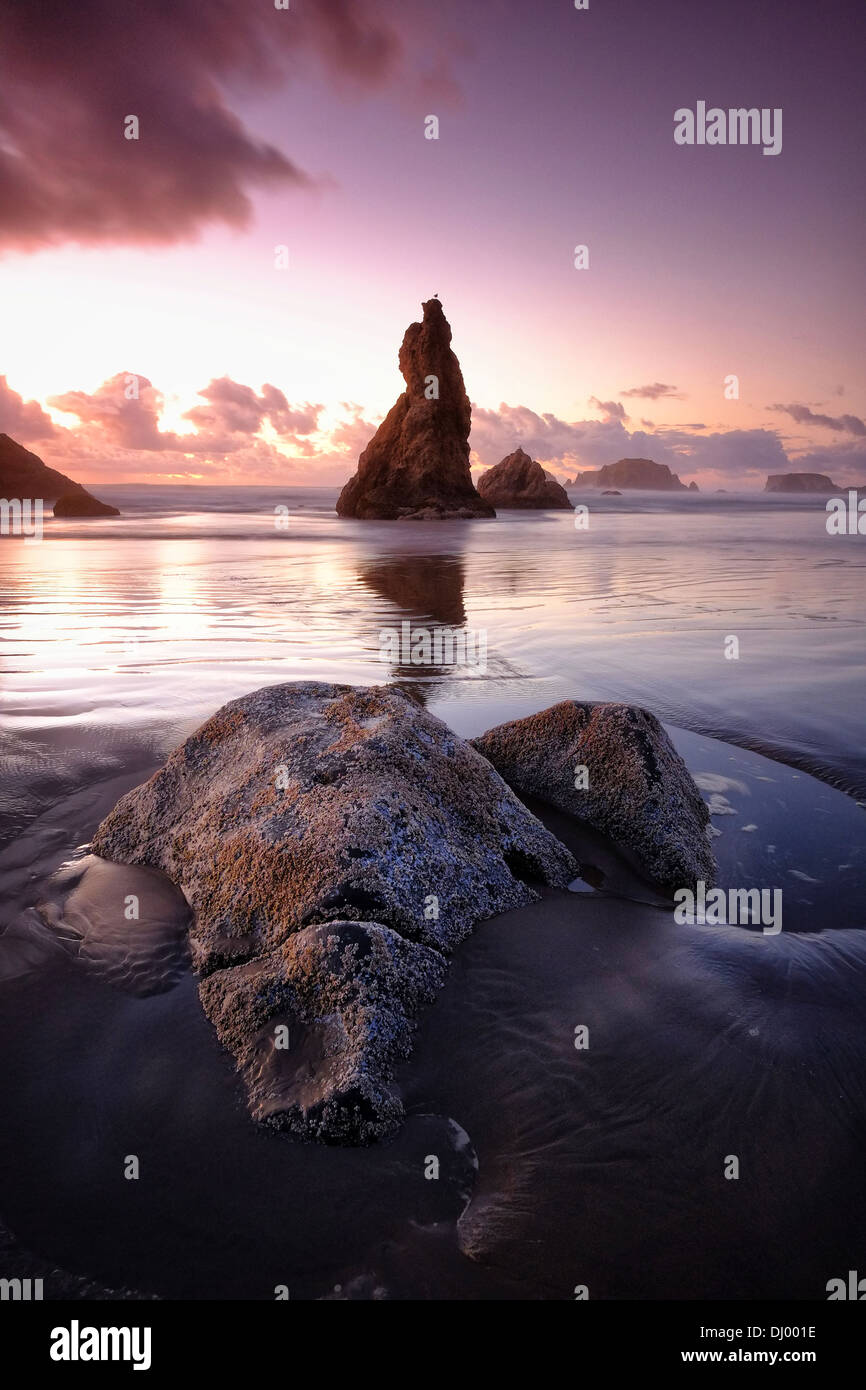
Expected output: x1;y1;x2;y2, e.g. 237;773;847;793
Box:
472;700;716;894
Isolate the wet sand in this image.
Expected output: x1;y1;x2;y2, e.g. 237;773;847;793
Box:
0;728;864;1299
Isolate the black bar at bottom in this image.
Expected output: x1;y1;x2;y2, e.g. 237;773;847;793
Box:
1;1298;860;1376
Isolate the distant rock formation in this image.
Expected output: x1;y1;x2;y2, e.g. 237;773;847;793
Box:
765;472;841;493
476;447;573;510
571;458;689;491
688;481;699;492
0;432;118;513
601;489;622;496
54;489;120;518
336;299;495;521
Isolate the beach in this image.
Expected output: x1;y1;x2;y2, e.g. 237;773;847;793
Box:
1;489;864;1299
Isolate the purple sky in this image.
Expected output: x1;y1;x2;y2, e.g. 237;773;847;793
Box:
1;0;864;488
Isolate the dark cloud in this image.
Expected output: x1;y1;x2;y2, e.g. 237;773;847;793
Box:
469;402;621;469
769;403;866;436
620;382;684;400
589;397;627;421
0;375;56;439
0;1;431;251
654;427;789;479
792;442;866;483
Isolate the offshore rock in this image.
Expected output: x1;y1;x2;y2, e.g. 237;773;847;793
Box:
476;448;573;509
572;458;689;490
336;299;495;520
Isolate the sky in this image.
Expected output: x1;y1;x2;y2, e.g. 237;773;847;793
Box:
1;0;864;490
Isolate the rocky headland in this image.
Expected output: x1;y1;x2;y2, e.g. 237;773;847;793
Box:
764;472;842;493
54;489;120;518
569;457;690;490
0;433;119;515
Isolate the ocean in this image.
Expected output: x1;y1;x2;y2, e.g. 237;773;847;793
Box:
1;486;864;1300
3;485;865;809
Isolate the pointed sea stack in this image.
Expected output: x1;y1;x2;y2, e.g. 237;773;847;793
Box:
477;448;573;509
336;299;495;520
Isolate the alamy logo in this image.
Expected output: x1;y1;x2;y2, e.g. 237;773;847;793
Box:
0;1277;42;1300
826;491;866;535
50;1321;152;1371
826;1270;866;1300
379;620;487;673
0;497;43;543
674;103;782;156
674;880;782;934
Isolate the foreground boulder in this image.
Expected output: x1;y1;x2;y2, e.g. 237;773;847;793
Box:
54;488;120;517
92;681;577;1141
477;448;573;510
472;701;716;893
336;299;495;520
92;682;575;966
